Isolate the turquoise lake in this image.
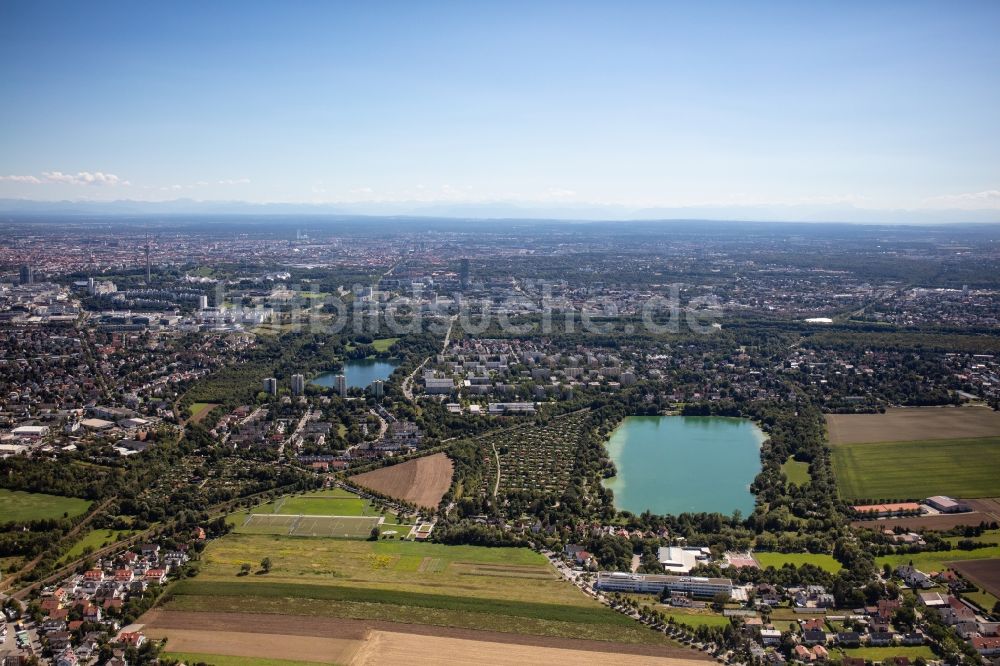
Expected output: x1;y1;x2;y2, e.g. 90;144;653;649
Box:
601;415;765;516
312;358;400;389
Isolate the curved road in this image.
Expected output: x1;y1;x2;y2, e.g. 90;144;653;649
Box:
402;314;457;401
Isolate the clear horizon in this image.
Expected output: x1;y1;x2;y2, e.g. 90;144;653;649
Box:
1;1;999;216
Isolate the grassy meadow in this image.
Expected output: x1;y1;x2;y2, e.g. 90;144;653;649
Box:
876;544;1000;570
754;552;842;573
0;488;91;523
781;458;811;486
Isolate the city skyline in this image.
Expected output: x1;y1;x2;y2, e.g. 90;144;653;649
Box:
1;1;999;220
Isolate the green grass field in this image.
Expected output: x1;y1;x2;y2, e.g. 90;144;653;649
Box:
254;488;381;517
963;588;1000;613
188;402;219;421
831;436;1000;500
781;458;811;485
237;513;383;539
876;544;1000;570
371;337;399;352
754;552;842;572
60;527;144;563
161;653;323;666
161;533;675;646
0;488;91;523
839;646;936;660
665;611;733;628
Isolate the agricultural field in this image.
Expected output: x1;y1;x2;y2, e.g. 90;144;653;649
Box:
781;457;810;486
157;533;680;646
876;544;1000;570
831;436;1000;500
852;513;992;531
481;410;589;497
0;488;91;523
952;559;1000;598
145;611;703;666
161;653;325;666
753;552;842;573
350;453;454;510
826;406;1000;445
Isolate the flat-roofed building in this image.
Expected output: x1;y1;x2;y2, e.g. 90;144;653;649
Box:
424;376;455;395
657;546;711;574
595;572;733;598
11;425;49;438
925;495;968;513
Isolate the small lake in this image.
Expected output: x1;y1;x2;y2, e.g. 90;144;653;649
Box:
312;358;400;389
601;415;765;517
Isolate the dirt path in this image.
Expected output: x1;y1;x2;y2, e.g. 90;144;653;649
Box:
491;439;501;497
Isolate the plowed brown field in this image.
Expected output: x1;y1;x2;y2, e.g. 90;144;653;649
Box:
141;610;710;665
351;452;454;509
826;406;1000;445
952;559;1000;598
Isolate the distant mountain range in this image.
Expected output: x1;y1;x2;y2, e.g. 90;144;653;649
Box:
0;197;998;224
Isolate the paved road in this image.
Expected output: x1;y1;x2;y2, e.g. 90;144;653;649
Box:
370;408;388;439
401;314;457;401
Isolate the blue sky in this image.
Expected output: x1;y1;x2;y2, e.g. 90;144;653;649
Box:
1;1;998;214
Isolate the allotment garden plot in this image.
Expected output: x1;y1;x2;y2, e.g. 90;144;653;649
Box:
480;411;589;497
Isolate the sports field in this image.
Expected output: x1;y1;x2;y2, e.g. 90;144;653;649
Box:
753;552;841;573
831;436;1000;500
157;533;679;646
0;488;91;523
253;487;387;517
239;513;383;539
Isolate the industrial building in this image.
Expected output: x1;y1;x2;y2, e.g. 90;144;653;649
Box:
657;546;711;574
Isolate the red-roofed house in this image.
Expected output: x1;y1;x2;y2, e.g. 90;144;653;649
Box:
972;637;1000;656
